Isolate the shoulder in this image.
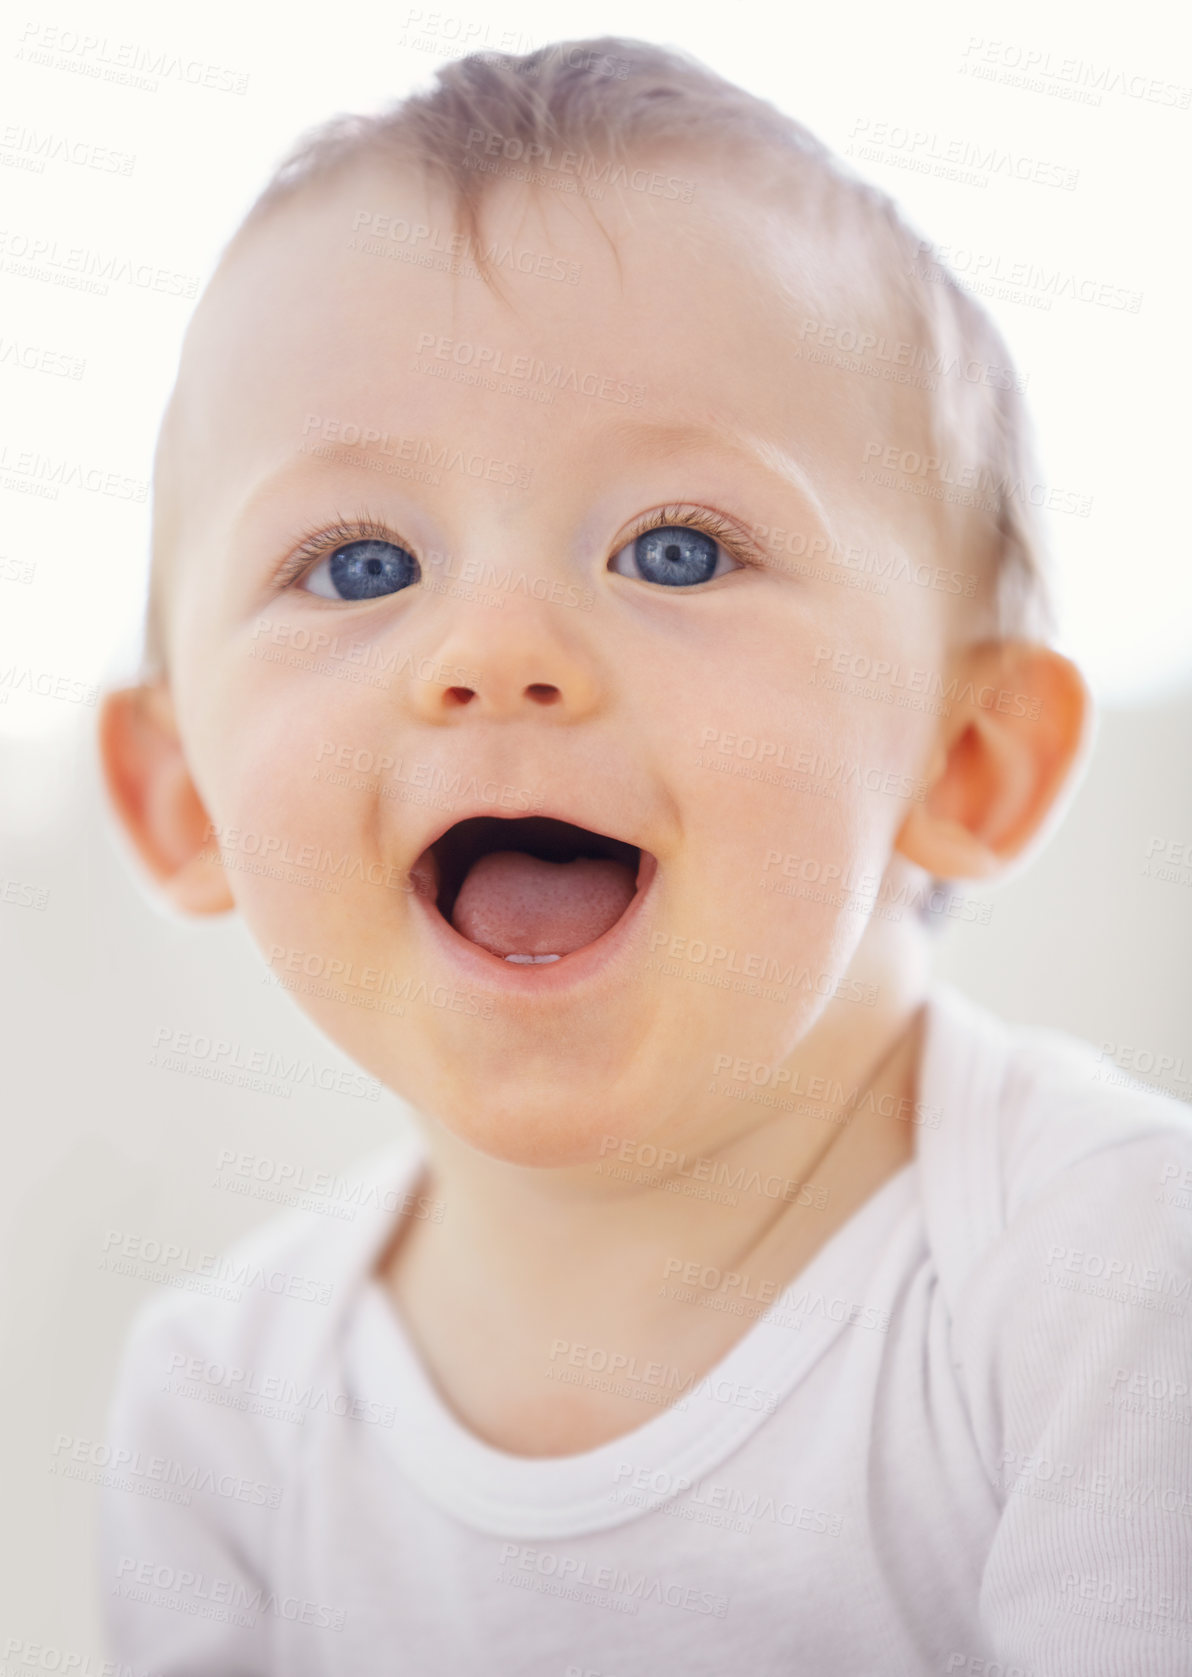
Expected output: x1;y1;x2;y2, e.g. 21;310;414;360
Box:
922;995;1192;1671
918;983;1192;1310
99;1143;422;1666
921;988;1192;1430
990;1003;1192;1289
993;1007;1192;1219
105;1137;422;1476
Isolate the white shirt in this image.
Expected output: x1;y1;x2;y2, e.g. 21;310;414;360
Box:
100;983;1192;1674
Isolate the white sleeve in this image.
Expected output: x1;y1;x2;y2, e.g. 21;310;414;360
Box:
99;1298;284;1676
968;1130;1192;1672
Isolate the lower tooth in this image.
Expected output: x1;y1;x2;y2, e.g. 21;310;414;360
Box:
504;953;561;964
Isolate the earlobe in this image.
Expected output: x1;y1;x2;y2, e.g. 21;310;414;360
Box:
895;642;1092;884
98;683;234;915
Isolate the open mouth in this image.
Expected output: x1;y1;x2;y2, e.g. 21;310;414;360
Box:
411;816;649;963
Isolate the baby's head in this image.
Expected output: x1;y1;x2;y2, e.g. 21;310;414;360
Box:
101;37;1088;1167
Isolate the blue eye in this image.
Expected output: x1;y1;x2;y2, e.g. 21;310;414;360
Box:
610;524;737;587
304;539;420;600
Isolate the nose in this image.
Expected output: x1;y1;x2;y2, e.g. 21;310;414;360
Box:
405;597;604;725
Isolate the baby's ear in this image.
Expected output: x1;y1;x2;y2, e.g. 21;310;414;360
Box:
99;682;233;914
894;641;1092;882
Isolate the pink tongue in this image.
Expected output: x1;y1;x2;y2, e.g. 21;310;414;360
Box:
451;850;637;957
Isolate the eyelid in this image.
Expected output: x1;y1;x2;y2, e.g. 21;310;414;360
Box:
272;515;415;591
616;503;765;573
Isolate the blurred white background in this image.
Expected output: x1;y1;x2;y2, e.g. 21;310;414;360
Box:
1;0;1189;1661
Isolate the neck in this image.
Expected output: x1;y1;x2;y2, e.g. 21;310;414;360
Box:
379;961;932;1332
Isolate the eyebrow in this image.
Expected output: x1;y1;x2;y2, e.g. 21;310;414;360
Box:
230;415;839;546
596;415;839;543
229;447;392;537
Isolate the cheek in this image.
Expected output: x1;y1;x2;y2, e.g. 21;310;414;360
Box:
675;747;872;988
648;610;934;988
665;608;924;872
182;660;401;939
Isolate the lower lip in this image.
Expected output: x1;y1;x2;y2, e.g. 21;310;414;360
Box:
410;851;660;996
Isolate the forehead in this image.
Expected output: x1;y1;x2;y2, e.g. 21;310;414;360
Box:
162;152;932;549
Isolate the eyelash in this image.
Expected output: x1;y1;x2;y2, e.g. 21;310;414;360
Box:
272;514;399;590
616;504;764;575
273;503;765;592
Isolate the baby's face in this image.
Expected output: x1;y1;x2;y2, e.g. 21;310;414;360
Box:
161;154;958;1165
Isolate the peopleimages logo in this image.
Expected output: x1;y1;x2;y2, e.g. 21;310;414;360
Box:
51;1432;283;1509
609;1463;844;1537
696;727;928;802
164;1351;400;1429
412;331;645;406
112;1556;346;1630
350;211;581;285
299;413;532;488
150;1025;382;1100
647;930;877;1005
496;1543;728;1617
461;127;697;201
811;646;1043;720
860;439;1094;514
98;1229;334;1307
0;229;200;297
265;944;496;1021
797;316;1027;392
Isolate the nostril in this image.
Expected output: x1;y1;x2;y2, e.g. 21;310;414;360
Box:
443;687;475;707
526;683;561;705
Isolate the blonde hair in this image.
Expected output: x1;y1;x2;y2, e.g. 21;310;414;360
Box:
144;34;1055;676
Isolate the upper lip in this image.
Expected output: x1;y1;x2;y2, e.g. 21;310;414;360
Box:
412;801;646;864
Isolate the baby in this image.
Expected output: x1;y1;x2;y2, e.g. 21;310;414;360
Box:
97;35;1192;1676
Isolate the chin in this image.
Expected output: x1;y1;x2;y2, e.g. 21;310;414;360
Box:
423;1065;675;1171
